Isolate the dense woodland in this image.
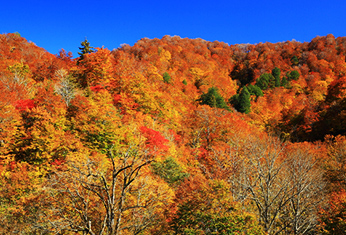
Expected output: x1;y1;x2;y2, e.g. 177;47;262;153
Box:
0;32;346;234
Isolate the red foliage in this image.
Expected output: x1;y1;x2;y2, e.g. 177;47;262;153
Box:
14;99;35;111
113;94;121;103
51;159;65;166
327;76;346;102
90;85;105;92
140;126;168;151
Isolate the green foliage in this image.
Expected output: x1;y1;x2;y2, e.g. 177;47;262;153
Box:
272;67;281;80
229;94;239;108
182;79;187;85
281;76;288;87
151;157;189;186
231;86;251;114
290;70;300;80
163;72;172;84
255;74;268;90
13;32;21;37
247;84;263;100
238;87;251;114
255;73;275;90
78;38;94;60
198;87;230;111
272;67;281;87
291;55;299;65
285;70;300;81
275;76;281;87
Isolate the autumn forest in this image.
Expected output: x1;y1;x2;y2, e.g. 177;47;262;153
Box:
1;33;346;234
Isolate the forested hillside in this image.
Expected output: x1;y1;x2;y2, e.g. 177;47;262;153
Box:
1;32;346;234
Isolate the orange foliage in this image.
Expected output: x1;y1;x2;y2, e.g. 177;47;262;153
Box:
1;33;346;233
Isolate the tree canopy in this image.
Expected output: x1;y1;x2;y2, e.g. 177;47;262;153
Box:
0;33;346;234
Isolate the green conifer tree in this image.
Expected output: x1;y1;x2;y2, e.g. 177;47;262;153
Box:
198;87;230;111
229;94;239;108
256;73;270;90
163;72;172;84
237;87;251;114
281;76;288;87
291;56;299;66
290;70;300;80
78;38;94;61
247;84;264;100
272;67;281;87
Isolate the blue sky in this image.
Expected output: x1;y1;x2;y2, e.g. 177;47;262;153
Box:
1;0;346;57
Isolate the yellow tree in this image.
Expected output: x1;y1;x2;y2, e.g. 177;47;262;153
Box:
68;89;123;152
169;174;264;235
40;128;174;234
0;160;46;234
13;82;75;165
76;47;116;88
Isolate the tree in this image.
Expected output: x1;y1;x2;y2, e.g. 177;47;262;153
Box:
224;135;325;234
326;76;346;103
151;157;189;186
255;73;275;90
75;47;116;88
78;38;95;60
323;135;346;191
11;82;73;165
68;90;122;152
163;72;172;84
54;68;76;106
197;87;230;111
319;189;346;234
237;86;251;114
13;31;21;37
281;76;288;87
170;176;264;235
289;70;300;81
41;144;173;234
283;143;325;234
247;84;264;100
272;67;281;87
0;160;46;234
291;56;299;66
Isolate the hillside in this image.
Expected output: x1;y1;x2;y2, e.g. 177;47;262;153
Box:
0;33;346;234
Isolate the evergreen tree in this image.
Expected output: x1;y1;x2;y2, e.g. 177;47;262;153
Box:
247;84;264;100
229;94;239;109
275;76;281;87
256;73;279;90
291;56;299;66
256;73;270;90
237;87;251;114
198;87;230;111
272;67;281;87
281;76;288;87
78;38;94;61
163;72;172;84
255;74;268;90
290;70;300;80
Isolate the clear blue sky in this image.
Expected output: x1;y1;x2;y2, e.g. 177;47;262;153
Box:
1;0;346;57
